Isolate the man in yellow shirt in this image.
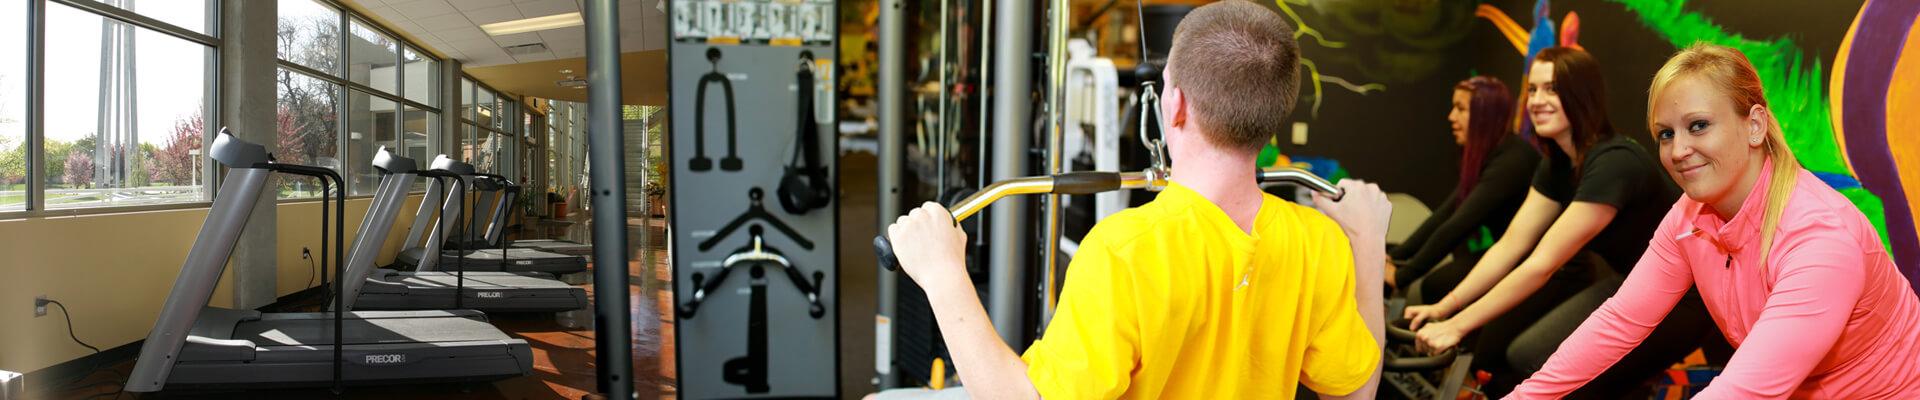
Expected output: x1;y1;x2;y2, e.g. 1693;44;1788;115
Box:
884;1;1390;398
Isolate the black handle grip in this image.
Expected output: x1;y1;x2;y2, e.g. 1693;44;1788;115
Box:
1388;319;1420;342
1384;350;1458;372
1383;318;1458;372
875;235;899;271
1052;171;1122;195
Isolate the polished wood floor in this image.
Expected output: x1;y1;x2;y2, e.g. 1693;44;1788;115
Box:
48;216;678;400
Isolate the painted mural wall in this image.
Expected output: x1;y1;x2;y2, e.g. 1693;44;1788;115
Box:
1281;0;1918;287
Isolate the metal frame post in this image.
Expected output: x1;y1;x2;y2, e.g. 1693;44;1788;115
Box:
876;0;906;384
987;0;1034;347
584;0;632;398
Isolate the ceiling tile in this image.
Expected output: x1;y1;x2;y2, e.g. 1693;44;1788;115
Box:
491;32;543;47
462;4;527;25
433;25;489;41
514;0;577;17
450;0;515;11
537;26;585;48
512;51;557;64
353;0;391;6
392;0;457;19
414;13;472;31
364;5;398;19
449;37;503;53
388;20;428;37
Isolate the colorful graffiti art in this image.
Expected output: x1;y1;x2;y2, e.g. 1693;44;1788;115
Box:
1602;0;1919;288
1830;0;1920;290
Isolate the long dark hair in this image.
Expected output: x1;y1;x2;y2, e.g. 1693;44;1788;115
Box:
1456;76;1513;202
1526;47;1614;161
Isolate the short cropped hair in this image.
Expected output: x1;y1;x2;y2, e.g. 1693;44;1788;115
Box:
1165;0;1302;152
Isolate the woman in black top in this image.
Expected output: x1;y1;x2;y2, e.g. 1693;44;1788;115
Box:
1391;76;1540;305
1402;48;1720;398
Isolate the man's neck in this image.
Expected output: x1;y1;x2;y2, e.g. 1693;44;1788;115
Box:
1169;147;1264;234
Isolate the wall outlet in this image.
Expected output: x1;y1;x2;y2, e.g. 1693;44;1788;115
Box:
1290;122;1309;145
33;296;47;317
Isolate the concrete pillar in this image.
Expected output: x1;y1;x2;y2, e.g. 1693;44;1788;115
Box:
222;0;278;309
444;60;463;159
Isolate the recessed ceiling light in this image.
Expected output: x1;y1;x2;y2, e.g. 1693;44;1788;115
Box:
481;12;583;36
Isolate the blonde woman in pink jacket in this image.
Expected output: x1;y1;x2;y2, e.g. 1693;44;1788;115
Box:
1510;43;1920;399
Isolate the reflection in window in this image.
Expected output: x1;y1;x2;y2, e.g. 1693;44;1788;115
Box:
461;78;475;120
476;89;496;128
87;0;215;36
403;47;437;106
277;0;339;75
403;106;436;190
2;2;25;210
463;124;487;170
44;4;211;209
348;20;398;96
275;69;339;199
346;90;394;195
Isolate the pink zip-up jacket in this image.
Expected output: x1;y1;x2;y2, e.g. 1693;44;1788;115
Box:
1510;160;1920;399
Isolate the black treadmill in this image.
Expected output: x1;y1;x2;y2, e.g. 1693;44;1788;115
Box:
390;159;587;275
346;150;588;313
126;130;531;392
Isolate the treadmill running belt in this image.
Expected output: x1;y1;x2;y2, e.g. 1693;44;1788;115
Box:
395;273;577;289
234;315;511;346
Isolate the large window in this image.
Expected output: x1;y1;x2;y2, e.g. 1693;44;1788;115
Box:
43;2;214;209
275;68;338;198
278;0;339;75
403;47;436;106
83;0;215;36
403;105;436;189
346;90;394;194
458;77;517;180
2;3;26;211
348;20;397;96
276;0;441;198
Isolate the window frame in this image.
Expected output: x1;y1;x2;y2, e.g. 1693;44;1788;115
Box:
459;75;517;178
7;0;223;217
272;0;443;199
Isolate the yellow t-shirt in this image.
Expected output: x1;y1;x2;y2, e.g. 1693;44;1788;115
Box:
1021;182;1379;399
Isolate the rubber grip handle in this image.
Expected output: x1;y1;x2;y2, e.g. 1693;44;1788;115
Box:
1383;318;1459;372
875;235;899;271
1051;171;1122;195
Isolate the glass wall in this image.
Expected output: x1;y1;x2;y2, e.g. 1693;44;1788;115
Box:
276;0;441;198
274;68;339;198
459;77;515;180
43;2;215;209
2;2;25;211
85;0;215;35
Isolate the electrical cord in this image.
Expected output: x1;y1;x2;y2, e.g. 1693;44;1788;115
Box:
46;300;98;353
304;247;316;289
45;300;126;399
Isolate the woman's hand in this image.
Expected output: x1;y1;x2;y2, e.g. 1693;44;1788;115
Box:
1415;319;1468;354
1403;303;1455;330
1385;256;1400;290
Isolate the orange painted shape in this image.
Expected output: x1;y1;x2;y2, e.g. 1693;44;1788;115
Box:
1831;3;1868;176
1884;22;1920;247
1476;4;1529;55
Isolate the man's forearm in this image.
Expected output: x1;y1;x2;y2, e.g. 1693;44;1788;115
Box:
925;272;1040;399
1327;236;1387;399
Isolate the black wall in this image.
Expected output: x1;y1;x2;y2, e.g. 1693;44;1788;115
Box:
1278;0;1863;207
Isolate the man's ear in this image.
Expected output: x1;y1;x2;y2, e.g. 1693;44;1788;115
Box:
1165;85;1188;129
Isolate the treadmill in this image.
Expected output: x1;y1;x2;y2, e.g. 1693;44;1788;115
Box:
391;159;587;275
127;130;531;392
493;182;595;257
348;150;588;313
